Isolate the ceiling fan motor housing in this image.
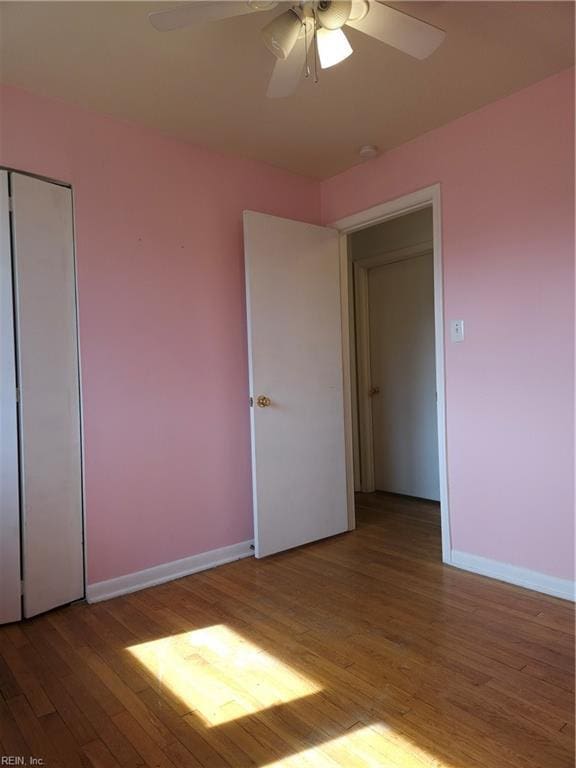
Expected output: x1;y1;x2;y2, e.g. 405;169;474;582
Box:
247;1;279;10
314;0;352;29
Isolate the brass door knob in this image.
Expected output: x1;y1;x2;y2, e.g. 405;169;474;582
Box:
256;395;271;408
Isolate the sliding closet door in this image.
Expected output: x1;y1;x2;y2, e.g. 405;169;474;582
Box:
0;171;22;624
11;173;84;618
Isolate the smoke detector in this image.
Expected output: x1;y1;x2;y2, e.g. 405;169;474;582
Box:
359;144;379;161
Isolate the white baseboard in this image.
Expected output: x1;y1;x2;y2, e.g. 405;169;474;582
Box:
450;550;575;601
86;539;254;603
86;540;574;604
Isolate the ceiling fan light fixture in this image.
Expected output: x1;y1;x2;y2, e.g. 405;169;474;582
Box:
315;0;352;30
262;9;302;60
247;1;278;10
316;27;353;69
348;0;369;23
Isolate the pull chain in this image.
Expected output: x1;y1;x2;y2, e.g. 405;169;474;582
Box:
312;11;319;84
304;16;310;78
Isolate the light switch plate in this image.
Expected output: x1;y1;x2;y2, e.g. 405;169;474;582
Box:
451;319;465;343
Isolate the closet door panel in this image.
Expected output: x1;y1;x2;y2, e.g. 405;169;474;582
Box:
0;170;22;624
11;173;84;618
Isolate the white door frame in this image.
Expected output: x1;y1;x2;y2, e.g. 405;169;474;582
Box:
331;183;452;563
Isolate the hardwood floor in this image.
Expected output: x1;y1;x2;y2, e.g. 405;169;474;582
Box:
0;493;574;767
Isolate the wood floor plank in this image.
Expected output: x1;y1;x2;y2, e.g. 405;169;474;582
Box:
39;710;91;768
0;695;30;759
0;639;56;718
60;674;145;768
111;710;177;768
138;686;229;768
28;667;97;747
5;693;60;764
84;649;174;750
521;658;575;692
82;739;123;768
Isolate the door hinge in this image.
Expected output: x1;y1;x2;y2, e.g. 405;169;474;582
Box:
20;580;24;596
15;387;20;403
249;396;253;407
7;196;13;213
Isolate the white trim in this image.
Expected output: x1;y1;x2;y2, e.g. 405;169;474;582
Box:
86;540;254;603
431;189;451;562
70;184;88;604
354;240;434;270
242;213;261;555
343;235;361;495
352;260;375;492
451;550;576;602
339;237;356;529
333;186;436;233
332;184;452;562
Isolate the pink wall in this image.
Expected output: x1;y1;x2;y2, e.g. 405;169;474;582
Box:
323;68;575;580
1;67;573;586
0;85;321;585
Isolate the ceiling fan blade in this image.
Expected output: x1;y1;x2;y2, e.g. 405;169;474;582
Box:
266;33;311;98
346;2;445;59
149;2;276;32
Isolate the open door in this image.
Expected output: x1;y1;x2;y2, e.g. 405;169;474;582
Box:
244;211;348;558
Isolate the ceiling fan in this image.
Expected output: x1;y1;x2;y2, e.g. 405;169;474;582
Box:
149;1;446;98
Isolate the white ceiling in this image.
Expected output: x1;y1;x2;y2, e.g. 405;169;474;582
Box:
0;1;573;178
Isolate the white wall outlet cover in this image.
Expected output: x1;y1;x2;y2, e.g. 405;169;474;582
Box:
450;319;464;342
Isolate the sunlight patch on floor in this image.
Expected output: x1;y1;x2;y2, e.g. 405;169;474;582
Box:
129;625;459;767
262;722;456;768
127;624;321;726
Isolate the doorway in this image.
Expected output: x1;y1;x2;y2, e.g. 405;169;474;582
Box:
334;184;451;562
352;207;438;499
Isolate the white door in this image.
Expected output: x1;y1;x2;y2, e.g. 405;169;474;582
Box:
0;171;21;624
244;211;348;558
369;252;440;500
11;173;84;617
